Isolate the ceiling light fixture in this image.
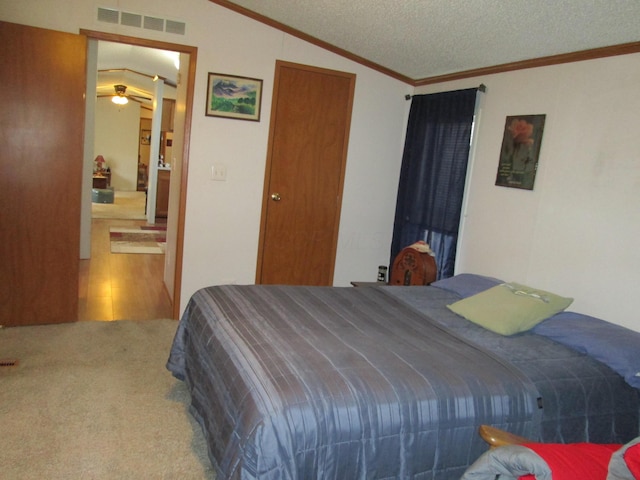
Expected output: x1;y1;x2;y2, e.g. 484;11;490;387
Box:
112;84;129;105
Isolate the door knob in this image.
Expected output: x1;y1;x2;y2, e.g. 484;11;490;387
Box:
271;193;281;201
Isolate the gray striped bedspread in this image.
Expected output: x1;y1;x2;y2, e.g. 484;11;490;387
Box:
167;284;639;479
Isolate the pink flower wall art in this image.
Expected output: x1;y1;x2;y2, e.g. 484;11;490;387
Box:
496;114;546;190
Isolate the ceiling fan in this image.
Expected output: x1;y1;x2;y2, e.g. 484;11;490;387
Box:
98;84;152;105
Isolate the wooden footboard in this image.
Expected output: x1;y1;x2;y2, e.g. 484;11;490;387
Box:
479;425;531;448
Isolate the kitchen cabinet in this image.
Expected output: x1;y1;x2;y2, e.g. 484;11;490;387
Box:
155;169;170;219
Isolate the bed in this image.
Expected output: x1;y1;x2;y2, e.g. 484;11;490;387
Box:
167;274;640;479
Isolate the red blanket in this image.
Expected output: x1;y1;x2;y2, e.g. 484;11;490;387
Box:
625;443;640;478
519;443;620;480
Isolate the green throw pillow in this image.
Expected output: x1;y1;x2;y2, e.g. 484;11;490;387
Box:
447;282;573;336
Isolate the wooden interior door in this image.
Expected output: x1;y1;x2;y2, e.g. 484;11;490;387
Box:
257;61;355;285
0;21;86;326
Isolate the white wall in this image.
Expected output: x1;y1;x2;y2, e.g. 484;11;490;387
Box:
181;24;411;302
7;1;635;332
0;0;411;312
415;53;640;332
94;98;140;191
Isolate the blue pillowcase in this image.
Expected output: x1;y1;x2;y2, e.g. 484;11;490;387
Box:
431;273;503;298
533;312;640;389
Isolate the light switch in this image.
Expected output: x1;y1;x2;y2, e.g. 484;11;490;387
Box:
211;164;227;181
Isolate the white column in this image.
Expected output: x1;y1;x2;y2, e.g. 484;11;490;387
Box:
146;80;165;224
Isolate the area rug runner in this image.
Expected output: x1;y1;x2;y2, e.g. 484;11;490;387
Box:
109;225;166;254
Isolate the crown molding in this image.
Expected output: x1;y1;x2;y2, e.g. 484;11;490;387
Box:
210;1;640;87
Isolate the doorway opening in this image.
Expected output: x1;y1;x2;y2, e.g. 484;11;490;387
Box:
90;41;176;224
80;30;197;321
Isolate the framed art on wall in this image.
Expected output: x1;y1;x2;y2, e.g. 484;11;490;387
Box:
495;114;546;190
140;130;151;145
205;72;263;121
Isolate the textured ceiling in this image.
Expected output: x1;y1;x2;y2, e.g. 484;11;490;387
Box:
222;0;640;82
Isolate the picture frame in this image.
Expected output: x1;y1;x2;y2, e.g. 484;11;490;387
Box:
495;114;546;190
205;72;263;121
140;130;151;145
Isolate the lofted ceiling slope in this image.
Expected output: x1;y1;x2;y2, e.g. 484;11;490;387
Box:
214;0;640;84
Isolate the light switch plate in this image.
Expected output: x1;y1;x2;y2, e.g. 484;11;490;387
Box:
211;164;227;181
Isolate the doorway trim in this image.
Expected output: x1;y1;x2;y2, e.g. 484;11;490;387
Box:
81;29;197;319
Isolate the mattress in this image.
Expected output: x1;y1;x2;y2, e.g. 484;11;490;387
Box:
167;282;639;479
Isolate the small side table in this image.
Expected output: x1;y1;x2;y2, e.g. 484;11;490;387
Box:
92;175;108;189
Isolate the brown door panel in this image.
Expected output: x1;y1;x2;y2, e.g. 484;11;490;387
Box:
0;21;85;326
258;62;355;285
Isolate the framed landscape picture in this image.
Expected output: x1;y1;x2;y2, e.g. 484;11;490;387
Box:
205;72;263;121
495;114;546;190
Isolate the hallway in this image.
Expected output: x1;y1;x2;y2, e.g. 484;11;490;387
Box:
78;217;173;321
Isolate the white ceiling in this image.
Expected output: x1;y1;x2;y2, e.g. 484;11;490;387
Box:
94;1;640;94
96;41;179;104
222;0;640;82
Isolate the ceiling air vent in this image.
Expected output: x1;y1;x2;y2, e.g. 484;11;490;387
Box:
96;8;186;35
143;16;165;32
165;20;186;36
97;7;119;24
121;12;142;28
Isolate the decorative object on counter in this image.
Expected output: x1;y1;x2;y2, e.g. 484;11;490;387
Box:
94;155;106;173
92;155;110;188
205;72;263;121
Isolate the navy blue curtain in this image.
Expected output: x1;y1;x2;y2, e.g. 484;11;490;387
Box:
390;88;478;279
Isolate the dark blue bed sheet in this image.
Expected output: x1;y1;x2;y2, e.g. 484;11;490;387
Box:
167;284;639;479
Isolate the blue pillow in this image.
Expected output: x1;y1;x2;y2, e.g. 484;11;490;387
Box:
431;273;502;298
533;312;640;389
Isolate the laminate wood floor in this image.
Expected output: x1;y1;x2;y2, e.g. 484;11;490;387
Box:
78;218;173;321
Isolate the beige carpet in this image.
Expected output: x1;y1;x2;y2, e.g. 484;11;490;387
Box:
0;319;215;479
92;190;147;220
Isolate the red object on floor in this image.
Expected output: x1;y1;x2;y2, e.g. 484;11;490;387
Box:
519;442;620;480
625;443;640;479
